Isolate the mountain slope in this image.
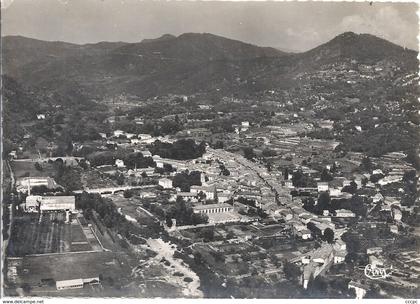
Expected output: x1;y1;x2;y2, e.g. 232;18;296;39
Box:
2;32;418;99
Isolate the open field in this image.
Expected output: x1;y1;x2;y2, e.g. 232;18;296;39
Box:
11;160;57;179
6;251;136;297
7;212;101;256
110;194;157;225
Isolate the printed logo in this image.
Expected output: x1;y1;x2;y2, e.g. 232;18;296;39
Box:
364;264;393;279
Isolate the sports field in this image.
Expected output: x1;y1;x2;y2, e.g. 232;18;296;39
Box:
8;212;101;256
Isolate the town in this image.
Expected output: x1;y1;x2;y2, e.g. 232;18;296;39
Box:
3;63;419;297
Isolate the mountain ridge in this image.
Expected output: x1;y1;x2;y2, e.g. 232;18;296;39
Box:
3;31;418;99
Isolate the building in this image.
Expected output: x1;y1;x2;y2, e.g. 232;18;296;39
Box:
366;247;383;255
193;203;233;215
391;206;402;221
335;209;356;218
56;277;100;290
25;195;76;212
56;279;84;290
139;150;152;157
389;224;399;234
8;150;17;159
16;177;57;193
348;281;367;299
36;113;46;120
190;185;216;200
113;130;125;137
317;182;329;192
115;159;125;168
158;178;173;189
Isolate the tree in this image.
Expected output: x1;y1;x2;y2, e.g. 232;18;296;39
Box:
320;168;333;182
342;181;357;194
34;162;43;171
199;227;215;242
243;147;256;160
283;261;301;282
123;190;133;198
323;228;334;243
165;216;173;228
360;157;373;172
316;192;331;214
116;173;125;185
303;197;316;213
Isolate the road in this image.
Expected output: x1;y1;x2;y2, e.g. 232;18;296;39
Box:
2;161;15;293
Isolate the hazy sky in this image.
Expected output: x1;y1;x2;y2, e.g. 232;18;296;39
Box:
2;0;418;51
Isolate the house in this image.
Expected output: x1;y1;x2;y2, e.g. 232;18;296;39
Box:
389;225;399;234
391;206;402;221
8;150;17;159
176;192;198;203
190;185;216;200
113;130;125;137
372;169;384;175
115;159;125;168
36;113;46;120
319;120;334;129
139;150;152;157
158;178;173;189
299;229;312;240
329;188;342;197
284;180;294;189
372;193;384;203
334;251;346;264
217;192;232;203
335;209;356;218
317;182;329;192
348;280;367;299
138;134;153;140
366;247;383;255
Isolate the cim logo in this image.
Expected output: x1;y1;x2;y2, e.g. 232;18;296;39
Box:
364;264;393;279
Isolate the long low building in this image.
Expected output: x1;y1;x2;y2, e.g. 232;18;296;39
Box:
25;195;76;212
56;277;100;290
193;203;234;215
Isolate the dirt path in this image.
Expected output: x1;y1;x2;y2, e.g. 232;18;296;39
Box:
146;238;203;298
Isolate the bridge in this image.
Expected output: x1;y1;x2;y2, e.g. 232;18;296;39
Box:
13;156;84;162
74;185;155;195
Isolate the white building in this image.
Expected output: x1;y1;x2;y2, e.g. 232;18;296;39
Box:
36;114;46;120
56;277;100;290
158;178;173;189
241;121;250;128
348;281;367;299
317;182;329;192
16;177;57;193
335;209;356;218
193;203;233;215
113;130;125;137
115;159;125;168
25;195;76;213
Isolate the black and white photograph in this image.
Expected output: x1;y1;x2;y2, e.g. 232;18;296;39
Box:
1;0;419;301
